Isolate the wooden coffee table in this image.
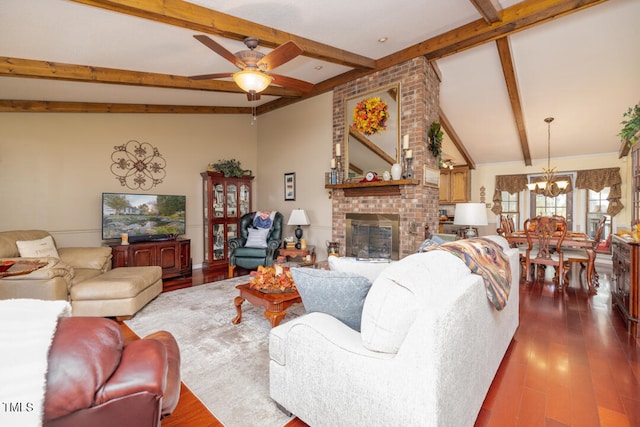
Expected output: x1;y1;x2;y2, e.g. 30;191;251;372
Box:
232;283;302;327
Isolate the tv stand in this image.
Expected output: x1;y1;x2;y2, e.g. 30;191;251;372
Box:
108;239;192;291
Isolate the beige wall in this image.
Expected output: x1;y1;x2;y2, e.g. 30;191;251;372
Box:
255;92;334;259
469;152;629;233
0;98;632;266
0;113;258;265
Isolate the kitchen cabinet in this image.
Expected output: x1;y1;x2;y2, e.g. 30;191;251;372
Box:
439;166;470;203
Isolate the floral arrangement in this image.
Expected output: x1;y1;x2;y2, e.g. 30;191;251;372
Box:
351;97;390;136
249;265;296;293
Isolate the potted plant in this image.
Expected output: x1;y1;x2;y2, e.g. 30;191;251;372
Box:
427;121;444;162
619;104;640;147
208;159;251;178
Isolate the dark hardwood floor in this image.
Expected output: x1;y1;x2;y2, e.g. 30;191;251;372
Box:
121;263;639;426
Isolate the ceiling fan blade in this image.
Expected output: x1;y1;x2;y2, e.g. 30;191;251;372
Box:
193;35;246;69
270;74;314;93
258;41;303;71
189;72;234;80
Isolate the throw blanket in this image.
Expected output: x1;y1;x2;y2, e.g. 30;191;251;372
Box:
0;299;71;426
423;238;511;310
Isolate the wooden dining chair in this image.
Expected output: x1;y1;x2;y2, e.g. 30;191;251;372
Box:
524;215;568;287
563;215;606;293
497;214;515;237
498;214;527;278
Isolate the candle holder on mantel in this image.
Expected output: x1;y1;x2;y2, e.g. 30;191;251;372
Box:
336;156;343;184
403;148;413;179
405;157;413;179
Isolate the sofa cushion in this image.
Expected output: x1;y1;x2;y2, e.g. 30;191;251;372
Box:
16;235;60;258
0;230;52;258
245;227;269;248
328;256;394;282
290;268;372;331
44;317;123;421
58;247;112;271
361;251;473;353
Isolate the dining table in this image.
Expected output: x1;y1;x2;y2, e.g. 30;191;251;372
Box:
505;231;598;295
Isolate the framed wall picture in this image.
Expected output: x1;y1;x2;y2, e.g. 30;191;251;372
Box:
423;165;440;188
284;172;296;201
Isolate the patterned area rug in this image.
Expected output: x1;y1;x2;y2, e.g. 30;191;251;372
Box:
125;276;306;427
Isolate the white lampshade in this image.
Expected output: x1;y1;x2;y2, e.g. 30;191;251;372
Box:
287;209;310;226
453;203;488;227
232;69;272;93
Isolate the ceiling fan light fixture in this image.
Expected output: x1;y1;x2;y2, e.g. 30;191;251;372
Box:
233;69;272;94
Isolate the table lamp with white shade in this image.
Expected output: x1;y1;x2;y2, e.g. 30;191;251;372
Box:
453;203;488;238
287;209;310;249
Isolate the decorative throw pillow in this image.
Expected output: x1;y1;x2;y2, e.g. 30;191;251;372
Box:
245;227;269;248
328;256;394;283
290;268;373;331
16;235;60;258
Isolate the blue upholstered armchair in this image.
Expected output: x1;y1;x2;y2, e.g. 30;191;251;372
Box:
228;211;283;277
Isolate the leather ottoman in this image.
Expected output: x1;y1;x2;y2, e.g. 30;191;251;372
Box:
70;266;162;319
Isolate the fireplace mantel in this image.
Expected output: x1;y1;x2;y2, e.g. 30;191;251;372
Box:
325;179;419;197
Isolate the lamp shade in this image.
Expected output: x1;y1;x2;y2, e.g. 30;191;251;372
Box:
287;209;310;226
453;203;488;226
232;69;272;93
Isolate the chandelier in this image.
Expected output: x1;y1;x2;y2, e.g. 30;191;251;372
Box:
526;117;569;197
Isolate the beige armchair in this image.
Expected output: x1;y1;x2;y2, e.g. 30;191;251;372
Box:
0;230;161;319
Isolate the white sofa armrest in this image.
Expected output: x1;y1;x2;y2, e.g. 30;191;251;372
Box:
270;312;392;366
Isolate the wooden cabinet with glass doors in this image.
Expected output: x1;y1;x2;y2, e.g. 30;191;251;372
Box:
201;171;253;273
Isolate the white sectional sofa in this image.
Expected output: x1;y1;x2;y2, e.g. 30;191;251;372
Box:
269;235;519;427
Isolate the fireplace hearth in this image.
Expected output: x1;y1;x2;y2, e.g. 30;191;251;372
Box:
345;213;400;260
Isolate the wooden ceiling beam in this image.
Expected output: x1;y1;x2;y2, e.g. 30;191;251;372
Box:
376;0;607;68
0;56;300;97
496;37;532;166
468;0;502;24
439;108;476;170
68;0;376;70
0;100;249;114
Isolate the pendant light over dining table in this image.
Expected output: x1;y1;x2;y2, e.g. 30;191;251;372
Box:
526;117;569;197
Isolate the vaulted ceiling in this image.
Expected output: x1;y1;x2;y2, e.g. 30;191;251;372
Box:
1;0;638;168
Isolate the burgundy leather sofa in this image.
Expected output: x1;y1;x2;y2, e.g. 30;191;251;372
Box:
43;317;180;427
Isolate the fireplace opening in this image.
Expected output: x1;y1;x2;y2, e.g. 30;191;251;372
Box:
345;213;400;260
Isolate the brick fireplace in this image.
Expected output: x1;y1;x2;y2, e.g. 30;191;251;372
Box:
331;57;440;258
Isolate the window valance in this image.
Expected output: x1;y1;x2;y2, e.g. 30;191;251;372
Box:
491;175;528;215
575;168;623;216
490;167;623;217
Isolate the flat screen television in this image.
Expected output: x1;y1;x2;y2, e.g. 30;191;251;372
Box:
102;192;186;242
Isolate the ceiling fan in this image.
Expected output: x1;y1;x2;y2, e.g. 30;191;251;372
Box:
190;35;314;100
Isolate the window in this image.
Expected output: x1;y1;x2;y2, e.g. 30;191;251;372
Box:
501;191;519;228
529;175;574;230
586;188;611;254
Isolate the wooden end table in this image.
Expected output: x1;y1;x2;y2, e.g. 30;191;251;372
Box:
232;283;302;327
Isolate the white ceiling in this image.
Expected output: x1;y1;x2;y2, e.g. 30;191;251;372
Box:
1;0;639;166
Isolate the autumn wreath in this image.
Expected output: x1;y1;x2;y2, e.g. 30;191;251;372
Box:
350;97;390;136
